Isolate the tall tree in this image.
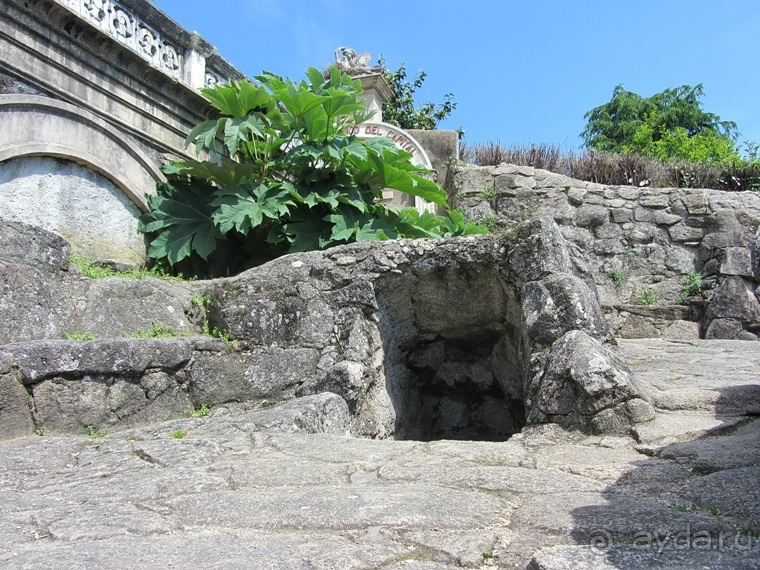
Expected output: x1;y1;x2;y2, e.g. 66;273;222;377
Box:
581;84;739;161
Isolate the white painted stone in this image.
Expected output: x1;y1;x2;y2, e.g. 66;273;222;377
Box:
0;157;145;264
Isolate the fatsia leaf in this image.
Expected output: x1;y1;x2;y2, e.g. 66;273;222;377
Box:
223;114;267;155
321;90;366;125
355;216;398;241
201;81;273;118
163;157;259;187
342;140;369;162
282;209;330;252
276;85;329;119
302;106;330;140
305;66;327;90
212;184;293;235
327;206;369;242
368;153;448;208
138;182;219;264
185;118;225;153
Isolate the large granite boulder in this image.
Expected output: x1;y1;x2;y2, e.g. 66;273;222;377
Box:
0;217;652;438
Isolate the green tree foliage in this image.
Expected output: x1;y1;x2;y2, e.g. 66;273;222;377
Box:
581;84;739;162
138;67;485;276
378;56;457;131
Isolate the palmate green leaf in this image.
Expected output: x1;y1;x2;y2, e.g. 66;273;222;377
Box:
212;184;293;235
321;90;367;127
138;182;219;264
355;215;399;241
305;66;326;89
255;71;287;93
336;185;370;213
139;191;170;233
327;206;369;242
223;114;268;156
162;158;259;187
302;106;330;141
362;136;409;159
281;208;331;252
201;81;274;118
367;153;448;208
396;208;447;238
276;84;329;119
185;118;225;153
342;139;369;162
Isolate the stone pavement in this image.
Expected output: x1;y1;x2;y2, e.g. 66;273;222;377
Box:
0;339;758;569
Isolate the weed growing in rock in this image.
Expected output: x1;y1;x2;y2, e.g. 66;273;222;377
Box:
209;326;232;343
636;287;659;306
34;426;46;436
190;292;211;312
86;425;108;439
606;269;625;289
625;249;637;259
678;272;703;304
479;215;500;232
189;293;233;343
708;502;723;516
190;404;210;418
128;322;186;339
70;253;193;281
64;331;97;341
745;525;760;539
171;429;188;439
479;187;497;199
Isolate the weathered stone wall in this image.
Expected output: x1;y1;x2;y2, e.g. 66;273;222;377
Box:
0;157;147;263
451;164;760;340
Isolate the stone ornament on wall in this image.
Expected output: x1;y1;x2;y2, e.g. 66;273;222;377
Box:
204;71;221;88
64;0;182;79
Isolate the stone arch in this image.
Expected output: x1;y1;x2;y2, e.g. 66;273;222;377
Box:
0;94;165;211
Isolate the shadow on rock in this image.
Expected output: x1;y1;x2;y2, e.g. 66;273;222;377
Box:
534;383;760;569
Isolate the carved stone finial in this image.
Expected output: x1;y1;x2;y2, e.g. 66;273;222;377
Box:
333;47;379;76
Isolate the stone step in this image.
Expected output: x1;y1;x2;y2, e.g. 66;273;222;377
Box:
605;304;702;340
0;337;321;439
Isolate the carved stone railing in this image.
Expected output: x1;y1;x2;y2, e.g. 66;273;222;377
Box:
55;0;244;89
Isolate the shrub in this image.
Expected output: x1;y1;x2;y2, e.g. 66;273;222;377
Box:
138;67;486;277
461;141;760;191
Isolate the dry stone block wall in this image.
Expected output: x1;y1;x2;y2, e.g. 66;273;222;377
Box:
450;164;760;340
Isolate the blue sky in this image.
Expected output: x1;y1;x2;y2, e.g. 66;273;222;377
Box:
157;0;760;152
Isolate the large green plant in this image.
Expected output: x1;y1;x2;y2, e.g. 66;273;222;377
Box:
138;67;484;276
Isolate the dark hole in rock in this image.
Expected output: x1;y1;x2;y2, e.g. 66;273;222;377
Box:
377;261;527;441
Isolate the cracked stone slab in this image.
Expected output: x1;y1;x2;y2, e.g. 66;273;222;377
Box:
163;483;506;531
